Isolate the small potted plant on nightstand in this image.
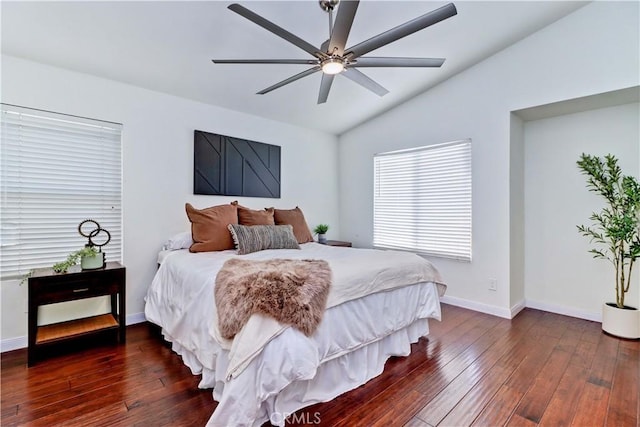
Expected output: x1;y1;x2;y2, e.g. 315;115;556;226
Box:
577;153;640;339
53;246;100;273
314;224;329;244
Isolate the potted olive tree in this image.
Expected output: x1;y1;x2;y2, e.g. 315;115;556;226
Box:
577;153;640;338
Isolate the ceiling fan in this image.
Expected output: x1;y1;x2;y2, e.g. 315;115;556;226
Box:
212;0;457;104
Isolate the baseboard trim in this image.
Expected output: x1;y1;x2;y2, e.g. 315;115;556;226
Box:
510;299;526;318
127;312;147;325
440;295;512;319
1;336;27;353
1;312;147;353
525;299;601;322
440;295;603;323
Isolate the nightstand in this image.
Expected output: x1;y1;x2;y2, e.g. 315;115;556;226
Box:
321;240;352;247
27;262;126;366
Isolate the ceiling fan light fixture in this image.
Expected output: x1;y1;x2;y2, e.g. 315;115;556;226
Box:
321;57;344;75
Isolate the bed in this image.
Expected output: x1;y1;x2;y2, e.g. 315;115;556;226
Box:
145;242;446;426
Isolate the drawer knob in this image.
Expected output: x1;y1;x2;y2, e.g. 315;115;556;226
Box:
72;288;89;293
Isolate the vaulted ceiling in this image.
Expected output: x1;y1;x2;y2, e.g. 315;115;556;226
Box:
1;1;587;135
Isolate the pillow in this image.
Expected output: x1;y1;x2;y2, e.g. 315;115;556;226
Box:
228;224;300;255
272;206;314;244
238;205;275;226
185;203;238;252
163;231;193;250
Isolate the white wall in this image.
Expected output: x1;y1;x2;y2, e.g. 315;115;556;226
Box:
338;2;639;317
509;113;525;313
1;55;339;349
523;103;640;320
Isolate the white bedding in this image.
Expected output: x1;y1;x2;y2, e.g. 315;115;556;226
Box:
145;243;445;426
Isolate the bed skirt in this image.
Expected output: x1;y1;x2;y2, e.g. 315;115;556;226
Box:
164;318;430;426
152;279;442;426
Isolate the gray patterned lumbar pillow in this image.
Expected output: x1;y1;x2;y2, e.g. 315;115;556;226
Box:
228;224;301;255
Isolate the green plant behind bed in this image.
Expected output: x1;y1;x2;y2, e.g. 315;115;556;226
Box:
313;224;329;235
576;153;640;308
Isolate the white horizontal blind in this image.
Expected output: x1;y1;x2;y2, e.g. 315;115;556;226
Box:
1;105;122;279
373;139;472;261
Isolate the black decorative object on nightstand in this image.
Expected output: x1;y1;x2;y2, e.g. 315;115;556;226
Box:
27;262;126;366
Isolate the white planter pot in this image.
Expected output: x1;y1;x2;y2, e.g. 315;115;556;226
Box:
81;252;104;270
602;303;640;339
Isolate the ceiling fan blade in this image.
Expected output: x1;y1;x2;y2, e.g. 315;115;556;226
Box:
342;68;389;97
345;3;457;59
354;57;445;67
321;39;330;53
257;66;322;95
228;4;322;58
317;74;335;104
328;0;359;56
212;59;318;65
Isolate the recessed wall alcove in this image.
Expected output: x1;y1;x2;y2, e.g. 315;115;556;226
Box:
509;86;640;321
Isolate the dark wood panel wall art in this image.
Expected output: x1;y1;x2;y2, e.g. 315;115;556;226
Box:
194;130;281;198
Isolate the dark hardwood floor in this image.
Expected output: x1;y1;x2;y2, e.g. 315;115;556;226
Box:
1;304;638;426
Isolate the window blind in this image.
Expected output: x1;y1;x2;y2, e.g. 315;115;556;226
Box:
1;104;122;279
373;139;472;261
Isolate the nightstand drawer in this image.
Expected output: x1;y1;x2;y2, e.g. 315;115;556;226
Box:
33;278;119;305
31;269;123;305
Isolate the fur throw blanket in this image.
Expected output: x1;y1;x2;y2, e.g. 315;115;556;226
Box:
215;258;332;340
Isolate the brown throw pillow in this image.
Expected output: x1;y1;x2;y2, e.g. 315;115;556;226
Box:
238;206;275;226
185;203;238;252
272;206;314;244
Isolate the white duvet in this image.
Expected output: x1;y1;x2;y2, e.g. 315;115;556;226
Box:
145;243;445;426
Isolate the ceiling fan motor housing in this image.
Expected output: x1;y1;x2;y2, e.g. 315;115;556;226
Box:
319;0;339;12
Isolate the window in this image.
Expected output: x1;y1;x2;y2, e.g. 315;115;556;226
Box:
1;105;122;279
373;139;472;261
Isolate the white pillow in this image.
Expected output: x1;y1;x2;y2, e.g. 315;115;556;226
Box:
163;231;193;250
